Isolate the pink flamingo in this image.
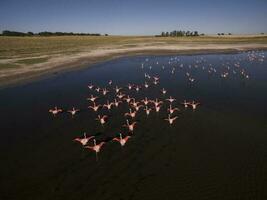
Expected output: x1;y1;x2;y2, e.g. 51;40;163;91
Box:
131;98;140;107
113;133;131;147
96;115;108;126
68;107;80;117
127;83;133;90
153;76;160;81
189;101;200;110
181;100;190;108
117;92;126;99
114;99;122;107
144;82;149;88
166;96;176;103
88;84;94;90
88;102;101;112
144;106;152;116
123;119;137;133
124;95;133;104
155;105;162;113
102;88;109;96
133;104;143;112
87;95;98;102
161;88;167;95
153;98;163;107
49;106;63;116
114;86;122;93
103;100;114;111
85;139;105;161
153;80;159;85
135;85;141;92
165;114;178;125
167;105;179;114
108;80;113;85
124;108;137;118
95;87;101;93
142;97;150;106
73;133;94;146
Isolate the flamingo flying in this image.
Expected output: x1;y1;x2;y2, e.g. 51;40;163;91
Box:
96;115;108;125
68;107;80;117
113;133;131;147
164;114;178;125
123;119;137;133
49;106;63;116
73;132;94;146
85;139;105;161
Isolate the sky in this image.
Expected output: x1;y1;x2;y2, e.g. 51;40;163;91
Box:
0;0;266;35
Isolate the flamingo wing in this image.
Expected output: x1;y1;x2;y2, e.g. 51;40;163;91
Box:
113;137;120;142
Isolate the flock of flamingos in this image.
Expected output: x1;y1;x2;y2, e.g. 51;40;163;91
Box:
48;50;265;161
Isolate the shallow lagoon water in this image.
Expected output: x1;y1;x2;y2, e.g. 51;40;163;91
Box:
1;51;267;200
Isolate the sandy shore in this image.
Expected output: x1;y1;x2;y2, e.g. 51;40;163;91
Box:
1;42;267;88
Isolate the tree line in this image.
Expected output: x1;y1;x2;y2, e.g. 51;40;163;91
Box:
0;30;107;36
155;30;203;37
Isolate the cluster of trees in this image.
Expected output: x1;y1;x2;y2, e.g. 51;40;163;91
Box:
217;33;232;36
156;30;202;37
0;30;106;36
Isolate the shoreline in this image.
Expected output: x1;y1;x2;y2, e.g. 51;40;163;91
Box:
1;44;267;89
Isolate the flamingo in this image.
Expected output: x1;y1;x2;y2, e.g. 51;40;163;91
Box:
161;88;167;95
96;115;108;125
68;107;80;117
114;99;122;107
133;104;143;111
153;98;163;107
167;105;179;114
164;114;178;125
144;82;149;88
181;100;190;108
124;108;137;118
114;86;122;93
123;119;137;133
88;84;94;90
131;98;140;107
166;96;176;103
144;106;152;116
108;80;113;85
87;95;98;102
103;100;114;111
153;76;160;81
153;80;159;85
95;87;101;93
135;85;141;92
124;95;133;104
85;139;105;161
49;106;63;116
73;133;94;146
141;97;150;106
127;83;133;90
88;102;101;112
102;88;109;96
117;92;126;99
155;105;162;113
113;133;131;147
189;101;200;110
188;77;195;83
